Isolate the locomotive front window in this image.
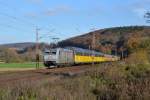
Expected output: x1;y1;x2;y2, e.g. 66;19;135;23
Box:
50;51;56;54
44;52;50;54
44;51;56;55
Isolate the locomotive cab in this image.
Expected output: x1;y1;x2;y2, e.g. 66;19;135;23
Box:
43;49;57;67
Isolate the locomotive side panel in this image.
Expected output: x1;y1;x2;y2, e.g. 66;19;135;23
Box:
57;49;74;65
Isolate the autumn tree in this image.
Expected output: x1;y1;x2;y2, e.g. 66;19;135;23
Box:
4;48;22;63
126;33;141;52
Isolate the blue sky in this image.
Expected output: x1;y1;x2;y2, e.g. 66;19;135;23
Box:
0;0;149;44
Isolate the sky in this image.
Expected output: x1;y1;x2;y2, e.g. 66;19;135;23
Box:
0;0;150;44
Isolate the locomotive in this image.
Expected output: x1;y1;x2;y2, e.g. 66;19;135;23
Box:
43;47;120;68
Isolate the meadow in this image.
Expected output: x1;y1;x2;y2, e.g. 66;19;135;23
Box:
0;62;44;68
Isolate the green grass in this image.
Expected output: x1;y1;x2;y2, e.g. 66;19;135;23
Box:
0;62;44;68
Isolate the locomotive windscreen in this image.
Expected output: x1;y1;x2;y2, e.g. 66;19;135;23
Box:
44;49;56;55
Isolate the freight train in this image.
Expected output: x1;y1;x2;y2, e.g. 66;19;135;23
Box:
43;47;120;68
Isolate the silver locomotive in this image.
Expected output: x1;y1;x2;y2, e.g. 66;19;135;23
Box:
43;48;74;68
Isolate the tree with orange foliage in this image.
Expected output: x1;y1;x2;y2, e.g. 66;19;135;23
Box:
126;33;141;52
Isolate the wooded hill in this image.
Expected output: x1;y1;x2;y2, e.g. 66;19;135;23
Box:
0;26;150;62
59;26;150;58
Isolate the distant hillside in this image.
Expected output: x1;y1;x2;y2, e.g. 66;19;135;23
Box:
0;42;51;51
0;42;35;50
0;42;51;63
59;26;150;57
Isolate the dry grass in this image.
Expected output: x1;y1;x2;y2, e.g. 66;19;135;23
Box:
0;62;149;100
0;68;36;73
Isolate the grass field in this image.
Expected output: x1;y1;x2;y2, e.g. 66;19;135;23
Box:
0;62;44;68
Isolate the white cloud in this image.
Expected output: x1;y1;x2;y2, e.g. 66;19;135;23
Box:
133;8;147;18
26;0;42;4
25;12;38;18
130;0;150;18
45;5;72;16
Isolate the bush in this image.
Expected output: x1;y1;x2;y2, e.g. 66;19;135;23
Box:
87;63;150;100
125;49;149;65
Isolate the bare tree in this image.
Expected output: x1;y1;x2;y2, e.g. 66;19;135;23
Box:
144;11;150;23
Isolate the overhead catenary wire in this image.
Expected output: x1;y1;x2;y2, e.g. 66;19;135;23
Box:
0;1;36;32
0;22;34;34
0;0;35;26
0;12;35;27
0;1;66;40
2;15;61;39
0;11;36;35
0;1;16;11
0;1;66;43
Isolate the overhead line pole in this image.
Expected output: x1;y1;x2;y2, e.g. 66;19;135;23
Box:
91;29;96;67
36;27;40;69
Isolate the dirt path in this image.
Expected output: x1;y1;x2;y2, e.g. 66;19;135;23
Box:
0;68;37;73
0;65;92;86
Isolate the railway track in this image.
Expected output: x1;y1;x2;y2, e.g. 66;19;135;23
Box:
0;65;92;85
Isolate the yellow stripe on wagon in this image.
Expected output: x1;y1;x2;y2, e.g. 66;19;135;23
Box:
75;55;107;63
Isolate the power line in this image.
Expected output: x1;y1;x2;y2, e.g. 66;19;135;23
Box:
0;11;36;34
0;1;68;42
40;27;68;40
0;11;35;27
0;1;16;11
0;23;33;34
0;1;67;40
0;1;35;26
